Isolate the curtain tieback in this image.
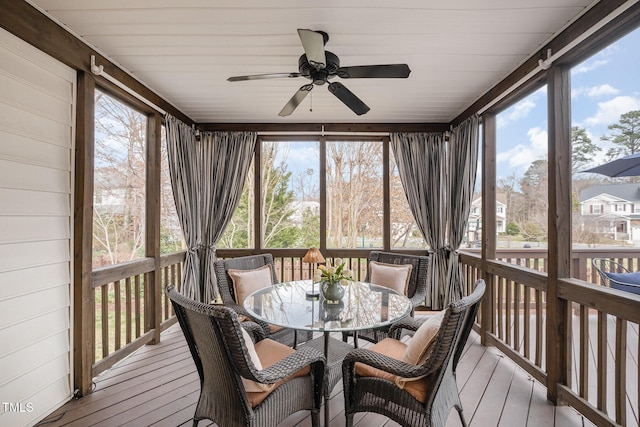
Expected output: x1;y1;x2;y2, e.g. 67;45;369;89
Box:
187;244;216;255
187;244;202;255
432;246;456;255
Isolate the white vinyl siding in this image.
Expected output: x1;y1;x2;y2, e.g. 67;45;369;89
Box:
0;28;74;426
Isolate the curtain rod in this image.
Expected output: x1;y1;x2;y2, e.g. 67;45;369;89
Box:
477;0;638;115
90;55;167;115
257;130;390;137
256;124;450;137
256;131;451;137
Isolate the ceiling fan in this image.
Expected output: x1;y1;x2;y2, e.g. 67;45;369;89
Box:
227;29;411;116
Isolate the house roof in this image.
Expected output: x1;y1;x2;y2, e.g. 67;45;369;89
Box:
27;0;598;124
472;193;507;206
579;183;640;203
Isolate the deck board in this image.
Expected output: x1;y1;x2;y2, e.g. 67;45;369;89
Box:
496;361;534;427
525;381;556;426
467;351;516;426
455;345;501;423
41;323;596;427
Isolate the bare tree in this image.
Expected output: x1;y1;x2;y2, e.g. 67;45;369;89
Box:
497;173;519;225
292;167;318;202
261;142;298;247
93;91;147;266
517;159;548;241
326;141;383;247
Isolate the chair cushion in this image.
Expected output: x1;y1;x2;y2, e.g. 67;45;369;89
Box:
245;337;311;407
355;338;429;402
369;261;413;294
611;282;640;295
606;272;640;295
403;310;445;365
605;271;640;284
240;327;270;392
229;264;274;305
268;324;284;333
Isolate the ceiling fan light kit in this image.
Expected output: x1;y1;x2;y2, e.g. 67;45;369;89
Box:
228;29;411;117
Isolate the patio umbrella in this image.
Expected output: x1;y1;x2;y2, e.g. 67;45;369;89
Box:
582;152;640;177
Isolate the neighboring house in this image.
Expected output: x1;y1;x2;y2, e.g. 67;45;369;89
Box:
467;193;507;244
579;183;640;242
93;169;128;214
290;200;320;224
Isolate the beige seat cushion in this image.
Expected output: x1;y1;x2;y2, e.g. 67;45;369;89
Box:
355;338;429;403
244;336;311;407
240;327;270;392
369;261;413;294
268;324;284;333
228;264;274;305
403;310;445;365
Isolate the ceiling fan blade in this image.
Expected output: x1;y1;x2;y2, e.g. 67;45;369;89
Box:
336;64;411;79
297;29;327;69
278;84;314;117
327;82;370;116
227;72;301;82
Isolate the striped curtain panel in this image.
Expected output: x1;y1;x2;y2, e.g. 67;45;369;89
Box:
391;119;479;309
445;115;479;304
165;115;256;302
391;132;448;309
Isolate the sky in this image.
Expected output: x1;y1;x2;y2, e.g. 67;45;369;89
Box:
496;27;640;182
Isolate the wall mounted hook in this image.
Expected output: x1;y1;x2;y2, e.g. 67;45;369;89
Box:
90;55;104;76
538;48;553;70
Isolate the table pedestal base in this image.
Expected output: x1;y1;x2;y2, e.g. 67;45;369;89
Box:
303;334;354;426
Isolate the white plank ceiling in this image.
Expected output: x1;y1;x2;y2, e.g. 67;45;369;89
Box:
30;0;597;123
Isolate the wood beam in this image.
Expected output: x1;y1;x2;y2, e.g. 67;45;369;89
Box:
254;138;263;250
319;138;327;252
481;113;497;345
382;137;391;250
546;65;572;404
73;71;95;397
146;113;162;343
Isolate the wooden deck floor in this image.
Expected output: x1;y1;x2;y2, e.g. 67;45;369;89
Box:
39;325;595;427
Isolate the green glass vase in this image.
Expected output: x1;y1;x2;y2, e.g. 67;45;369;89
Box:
321;280;345;304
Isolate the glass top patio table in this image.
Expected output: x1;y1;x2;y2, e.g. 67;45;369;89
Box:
244;280;411;427
243;279;412;333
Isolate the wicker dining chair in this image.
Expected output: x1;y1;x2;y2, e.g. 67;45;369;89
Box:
214;253;312;347
342;279;485;427
344;251;430;347
166;285;325;427
592;258;640;295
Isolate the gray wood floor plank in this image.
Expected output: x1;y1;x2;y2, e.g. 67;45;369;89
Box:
526;381;556;427
40;324;601;427
457;344;501;420
497;361;535;427
469;352;516;426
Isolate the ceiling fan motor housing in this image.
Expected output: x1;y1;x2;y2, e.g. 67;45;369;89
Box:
299;51;340;85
